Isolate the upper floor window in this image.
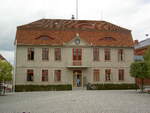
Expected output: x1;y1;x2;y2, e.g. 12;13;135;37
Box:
93;48;99;61
54;70;61;82
28;48;34;60
42;70;48;81
118;49;124;61
104;48;111;61
73;48;82;60
93;69;100;82
55;48;61;61
42;48;49;60
118;69;124;81
27;69;34;81
105;69;111;81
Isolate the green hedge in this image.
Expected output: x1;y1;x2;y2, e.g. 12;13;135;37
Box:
87;83;138;90
15;84;72;92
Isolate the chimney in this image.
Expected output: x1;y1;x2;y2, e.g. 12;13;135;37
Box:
71;15;75;20
134;40;139;45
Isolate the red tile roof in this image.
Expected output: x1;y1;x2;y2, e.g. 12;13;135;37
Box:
16;19;134;47
134;48;147;55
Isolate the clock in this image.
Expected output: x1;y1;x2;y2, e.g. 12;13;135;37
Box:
75;39;80;45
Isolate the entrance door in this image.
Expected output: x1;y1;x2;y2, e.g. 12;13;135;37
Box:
73;70;82;87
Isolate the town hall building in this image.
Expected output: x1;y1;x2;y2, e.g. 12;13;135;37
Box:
14;19;134;89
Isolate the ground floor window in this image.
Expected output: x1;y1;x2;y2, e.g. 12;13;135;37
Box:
54;70;61;82
27;69;34;81
105;69;111;81
118;69;124;81
42;70;48;81
93;69;100;82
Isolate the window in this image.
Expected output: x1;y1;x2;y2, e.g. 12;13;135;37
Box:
55;48;61;61
73;48;82;65
27;69;34;81
104;48;111;61
36;35;54;40
118;49;124;61
93;69;100;82
105;69;111;81
28;48;34;60
118;69;124;81
42;48;49;60
93;48;99;61
73;48;82;60
99;37;116;41
54;70;61;82
42;70;48;81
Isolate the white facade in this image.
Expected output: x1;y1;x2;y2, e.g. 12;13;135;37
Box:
15;38;135;87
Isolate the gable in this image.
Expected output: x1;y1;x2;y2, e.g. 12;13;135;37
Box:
65;33;90;46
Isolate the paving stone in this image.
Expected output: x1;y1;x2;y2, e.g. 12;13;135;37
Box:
0;90;150;113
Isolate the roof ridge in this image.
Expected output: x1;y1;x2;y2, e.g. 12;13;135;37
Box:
17;19;130;32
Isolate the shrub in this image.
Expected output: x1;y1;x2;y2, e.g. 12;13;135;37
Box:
15;84;72;92
87;83;138;90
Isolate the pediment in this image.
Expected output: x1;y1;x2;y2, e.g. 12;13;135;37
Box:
65;33;90;46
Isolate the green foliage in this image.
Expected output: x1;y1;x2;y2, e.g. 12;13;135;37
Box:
143;47;150;76
87;84;137;90
130;61;149;79
144;47;150;62
15;84;72;92
0;60;13;82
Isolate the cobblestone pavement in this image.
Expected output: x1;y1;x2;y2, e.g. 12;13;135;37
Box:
0;90;150;113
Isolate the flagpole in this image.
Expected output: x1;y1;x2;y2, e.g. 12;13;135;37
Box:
76;0;78;19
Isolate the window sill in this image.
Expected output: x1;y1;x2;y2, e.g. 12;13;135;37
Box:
118;61;125;62
27;60;34;61
54;81;61;83
42;60;49;61
26;81;34;82
93;81;100;82
55;60;61;62
105;80;111;82
93;60;100;62
105;60;111;62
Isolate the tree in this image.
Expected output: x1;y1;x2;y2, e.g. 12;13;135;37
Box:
144;47;150;75
0;60;13;95
144;47;150;63
130;61;149;92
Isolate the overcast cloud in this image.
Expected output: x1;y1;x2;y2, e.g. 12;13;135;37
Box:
0;0;150;65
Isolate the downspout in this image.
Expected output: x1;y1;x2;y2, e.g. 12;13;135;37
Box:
13;39;17;93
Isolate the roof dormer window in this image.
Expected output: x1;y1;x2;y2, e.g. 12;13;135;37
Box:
99;37;116;41
36;35;54;40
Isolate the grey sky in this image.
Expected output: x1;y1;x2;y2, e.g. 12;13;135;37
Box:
0;0;150;64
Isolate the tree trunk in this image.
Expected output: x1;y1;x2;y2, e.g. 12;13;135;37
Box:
3;86;5;95
135;77;137;91
141;78;144;93
3;81;5;95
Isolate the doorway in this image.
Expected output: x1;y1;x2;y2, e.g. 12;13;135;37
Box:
73;70;82;87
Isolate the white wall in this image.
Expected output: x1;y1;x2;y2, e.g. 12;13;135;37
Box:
15;44;134;85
